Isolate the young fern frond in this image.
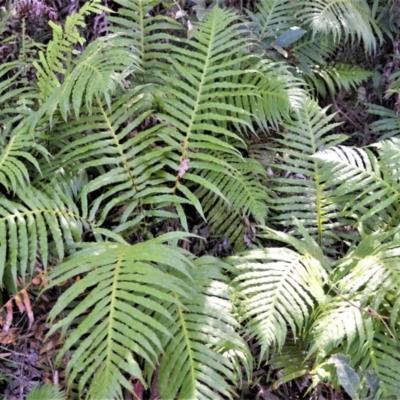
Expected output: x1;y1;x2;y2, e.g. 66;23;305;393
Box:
32;34;138;125
33;0;107;104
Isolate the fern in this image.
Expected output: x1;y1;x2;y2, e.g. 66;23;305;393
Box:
231;228;327;358
155;256;251;400
0;0;397;398
298;0;382;51
305;63;372;98
269;98;350;249
0;185;87;291
46;233;249;399
314;139;400;236
367;104;400;140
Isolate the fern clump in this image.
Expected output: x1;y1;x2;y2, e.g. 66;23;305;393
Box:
0;0;399;399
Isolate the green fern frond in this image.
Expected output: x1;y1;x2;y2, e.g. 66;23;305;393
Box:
46;232;195;399
155;8;260;213
33;0;108;104
26;384;66;400
305;63;372;98
231;244;326;358
310;297;371;357
270;98;348;248
0;185;86;291
338;240;400;304
314;143;400;235
246;0;296;44
367;104;400;140
0;131;44;192
352;323;400;398
156;256;251;399
195;156;270;250
290;33;336;74
268;340;313;386
0;61;36;120
299;0;381;52
237;60;305;130
109;0;181;79
32;34;139;124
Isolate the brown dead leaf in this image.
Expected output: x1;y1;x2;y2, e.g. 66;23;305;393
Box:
21;289;34;329
0;328;18;344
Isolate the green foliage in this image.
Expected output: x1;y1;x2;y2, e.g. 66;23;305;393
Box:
26;384;66;400
1;0;399;398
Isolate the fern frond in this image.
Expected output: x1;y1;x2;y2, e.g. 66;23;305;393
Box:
290;33;336;74
352;322;400;398
195;156;270;250
338;239;400;305
310;297;370;357
0;185;86;291
26;384;66;400
46;232;195;399
305;63;372;98
268;340;313;386
109;0;181;79
231;244;326;358
156;256;251;399
33;0;108;104
237;60;305;130
32;34;139;124
299;0;381;52
367;104;400;140
314;143;400;235
0;131;44;192
155;7;260;215
246;0;296;44
270;98;348;248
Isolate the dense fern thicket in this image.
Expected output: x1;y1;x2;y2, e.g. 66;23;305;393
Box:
1;0;400;399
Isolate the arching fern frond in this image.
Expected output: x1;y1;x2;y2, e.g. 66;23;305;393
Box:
155;256;251;400
0;131;44;192
46;232;194;399
298;0;381;52
32;34;139;124
33;0;107;104
45;234;247;399
231;243;326;358
310;297;370;357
